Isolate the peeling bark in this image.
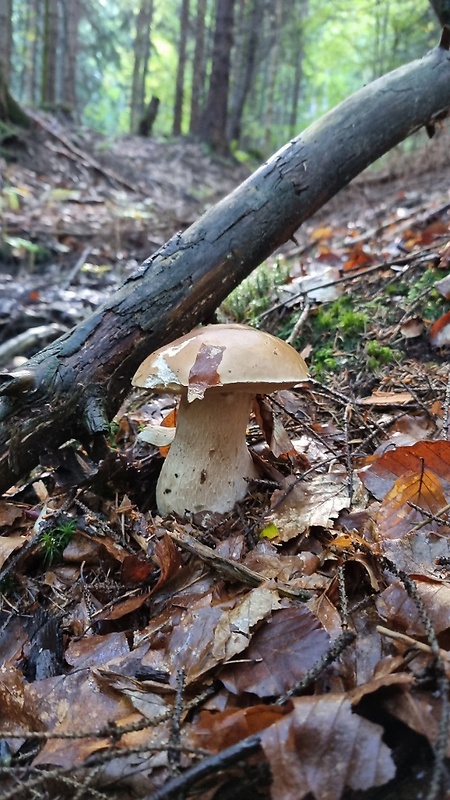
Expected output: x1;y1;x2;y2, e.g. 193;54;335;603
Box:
1;42;450;493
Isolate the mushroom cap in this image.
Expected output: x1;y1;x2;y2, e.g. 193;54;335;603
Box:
132;323;308;401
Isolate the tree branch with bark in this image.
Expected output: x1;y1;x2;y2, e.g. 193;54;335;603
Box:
1;36;450;495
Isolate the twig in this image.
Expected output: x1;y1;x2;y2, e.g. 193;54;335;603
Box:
286;297;311;344
275;629;356;705
344;403;354;505
145;735;262;800
382;558;450;800
61;245;92;290
168;669;185;775
167;528;310;601
443;369;450;441
376;625;450;663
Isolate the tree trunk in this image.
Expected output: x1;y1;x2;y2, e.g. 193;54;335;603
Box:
0;68;31;128
429;0;450;25
173;0;190;136
139;95;160;135
61;0;81;117
199;0;235;154
264;0;282;154
0;0;13;85
130;0;154;133
1;42;450;493
227;0;259;144
289;0;308;138
189;0;208;135
41;0;59;108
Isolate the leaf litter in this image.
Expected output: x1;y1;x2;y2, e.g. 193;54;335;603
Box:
1;127;450;799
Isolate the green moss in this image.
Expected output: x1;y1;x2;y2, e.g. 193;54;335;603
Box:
221;259;290;323
365;340;395;369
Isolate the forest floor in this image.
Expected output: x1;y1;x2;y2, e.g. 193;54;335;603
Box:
1;114;450;800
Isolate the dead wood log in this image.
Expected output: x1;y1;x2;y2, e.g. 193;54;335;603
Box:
1;38;450;494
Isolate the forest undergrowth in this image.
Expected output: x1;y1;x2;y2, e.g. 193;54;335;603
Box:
1;120;450;800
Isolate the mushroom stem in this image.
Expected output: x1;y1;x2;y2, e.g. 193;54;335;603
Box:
156;391;258;515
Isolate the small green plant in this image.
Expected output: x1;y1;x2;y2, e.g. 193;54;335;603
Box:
365;340;395;370
39;518;77;566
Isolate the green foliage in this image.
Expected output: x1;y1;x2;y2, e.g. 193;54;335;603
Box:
9;0;439;147
39;518;77;566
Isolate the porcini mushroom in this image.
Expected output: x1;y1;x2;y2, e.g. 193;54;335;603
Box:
132;323;308;516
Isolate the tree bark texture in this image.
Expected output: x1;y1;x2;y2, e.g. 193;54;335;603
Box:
199;0;235;154
130;0;154;133
189;0;208;135
173;0;190;136
0;0;13;85
0;69;31;128
1;43;450;494
41;0;59;108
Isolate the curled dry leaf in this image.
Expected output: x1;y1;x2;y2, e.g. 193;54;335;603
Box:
381;528;450;577
260;695;395;800
267;473;365;542
191;704;287;752
375;467;448;539
166;587;282;685
220;605;330;697
376;577;450;636
359;440;450;500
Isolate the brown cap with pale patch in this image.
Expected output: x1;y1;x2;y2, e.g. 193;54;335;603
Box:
132;323;308;402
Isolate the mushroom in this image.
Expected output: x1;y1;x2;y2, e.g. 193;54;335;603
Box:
132;323;308;516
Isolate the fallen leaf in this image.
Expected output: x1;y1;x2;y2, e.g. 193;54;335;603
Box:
191;705;287;751
267;473;363;542
359;440;450;500
260;695;395;800
358;390;413;406
167;587;282;685
0;534;28;569
376;577;450;636
220;606;330;697
375;467;448;539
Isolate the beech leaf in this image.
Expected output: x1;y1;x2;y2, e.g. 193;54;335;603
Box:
220;606;330;697
260;696;395;800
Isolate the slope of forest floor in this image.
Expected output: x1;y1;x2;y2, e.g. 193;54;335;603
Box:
1;116;450;800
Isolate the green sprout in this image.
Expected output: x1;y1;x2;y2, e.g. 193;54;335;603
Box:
39;518;77;566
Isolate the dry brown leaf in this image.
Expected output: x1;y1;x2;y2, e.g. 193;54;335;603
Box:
375;467;448;539
191;705;287;751
30;670;136;768
358;391;414;406
376;577;450;636
267;473;364;542
383;687;450;756
381;529;450;577
359;440;450;500
220;606;330;697
260;695;395;800
0;533;28;569
167;587;282;685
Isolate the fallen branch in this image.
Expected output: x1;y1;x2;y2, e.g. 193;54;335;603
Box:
1;38;450;493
